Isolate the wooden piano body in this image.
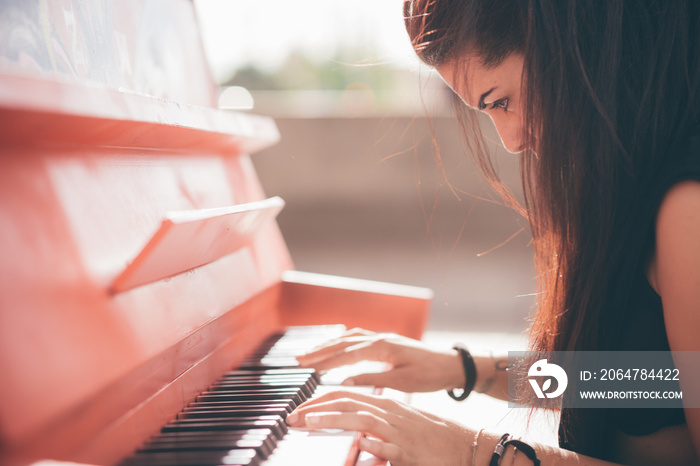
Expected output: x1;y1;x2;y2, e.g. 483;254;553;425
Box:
0;1;431;465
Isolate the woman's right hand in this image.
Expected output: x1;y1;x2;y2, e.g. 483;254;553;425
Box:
296;328;466;393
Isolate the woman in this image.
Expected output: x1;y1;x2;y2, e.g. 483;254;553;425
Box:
286;1;700;464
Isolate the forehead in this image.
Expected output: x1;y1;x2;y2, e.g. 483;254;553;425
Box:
437;54;523;108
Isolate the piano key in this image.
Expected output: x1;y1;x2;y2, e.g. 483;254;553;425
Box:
209;382;314;398
217;374;315;382
216;379;317;392
168;415;288;438
222;368;317;378
181;400;294;413
196;392;304;407
140;437;275;458
146;430;276;457
163;418;287;439
212;375;313;383
237;362;301;370
170;415;285;427
188;400;296;412
200;388;304;397
153;429;271;439
216;373;314;381
150;431;272;444
218;376;318;391
178;408;287;420
121;448;260;466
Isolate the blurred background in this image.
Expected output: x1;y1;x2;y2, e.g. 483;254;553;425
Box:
194;0;535;334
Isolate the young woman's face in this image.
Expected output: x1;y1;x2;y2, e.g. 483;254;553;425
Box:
438;53;527;154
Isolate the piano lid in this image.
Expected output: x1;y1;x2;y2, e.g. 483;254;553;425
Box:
0;0;217;107
0;0;279;153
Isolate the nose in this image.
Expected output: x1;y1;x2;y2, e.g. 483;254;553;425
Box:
488;113;525;154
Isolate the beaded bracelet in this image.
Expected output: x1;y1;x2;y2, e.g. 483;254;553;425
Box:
447;344;477;401
489;433;511;466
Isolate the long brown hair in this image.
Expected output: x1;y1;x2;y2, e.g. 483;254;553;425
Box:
405;0;700;353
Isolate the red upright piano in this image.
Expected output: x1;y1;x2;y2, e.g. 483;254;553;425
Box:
0;1;431;465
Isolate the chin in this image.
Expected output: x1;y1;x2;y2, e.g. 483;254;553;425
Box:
505;144;527;154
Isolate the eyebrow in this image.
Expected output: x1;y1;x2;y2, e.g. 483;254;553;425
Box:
477;87;496;110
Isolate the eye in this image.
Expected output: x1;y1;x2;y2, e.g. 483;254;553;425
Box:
490;98;509;111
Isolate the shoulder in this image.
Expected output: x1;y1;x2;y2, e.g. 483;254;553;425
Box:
654;179;700;351
653;180;700;460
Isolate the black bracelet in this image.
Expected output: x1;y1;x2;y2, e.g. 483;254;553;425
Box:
503;439;541;466
447;344;477;401
489;433;511;466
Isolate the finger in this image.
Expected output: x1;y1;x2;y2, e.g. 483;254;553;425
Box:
341;328;379;338
343;366;421;390
290;397;390;427
297;329;388;365
297;389;394;409
342;369;402;389
303;341;392;372
293;390;414;419
302;411;396;441
358;437;405;464
296;337;370;365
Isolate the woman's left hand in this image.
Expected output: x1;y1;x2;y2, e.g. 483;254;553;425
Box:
285;390;472;466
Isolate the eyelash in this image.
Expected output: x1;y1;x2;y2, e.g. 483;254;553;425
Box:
490;98;509;111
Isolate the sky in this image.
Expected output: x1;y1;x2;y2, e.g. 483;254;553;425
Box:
193;0;421;83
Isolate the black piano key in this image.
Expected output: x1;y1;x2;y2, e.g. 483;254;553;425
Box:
208;382;314;398
237;362;299;370
149;430;275;454
217;376;316;389
221;368;319;385
215;381;316;394
187;399;295;412
178;407;287;420
185;401;292;410
217;374;314;382
219;371;313;382
196;392;304;407
140;437;275;459
213;375;310;382
121;449;260;466
167;415;282;424
210;378;310;385
163;418;286;439
170;415;287;433
200;388;304;397
152;429;272;443
222;368;317;377
141;440;272;457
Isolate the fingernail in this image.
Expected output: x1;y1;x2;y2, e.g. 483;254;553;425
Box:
286;412;298;425
305;414;321;425
341;378;355;386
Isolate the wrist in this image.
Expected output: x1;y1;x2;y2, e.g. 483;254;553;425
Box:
473;352;497;393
